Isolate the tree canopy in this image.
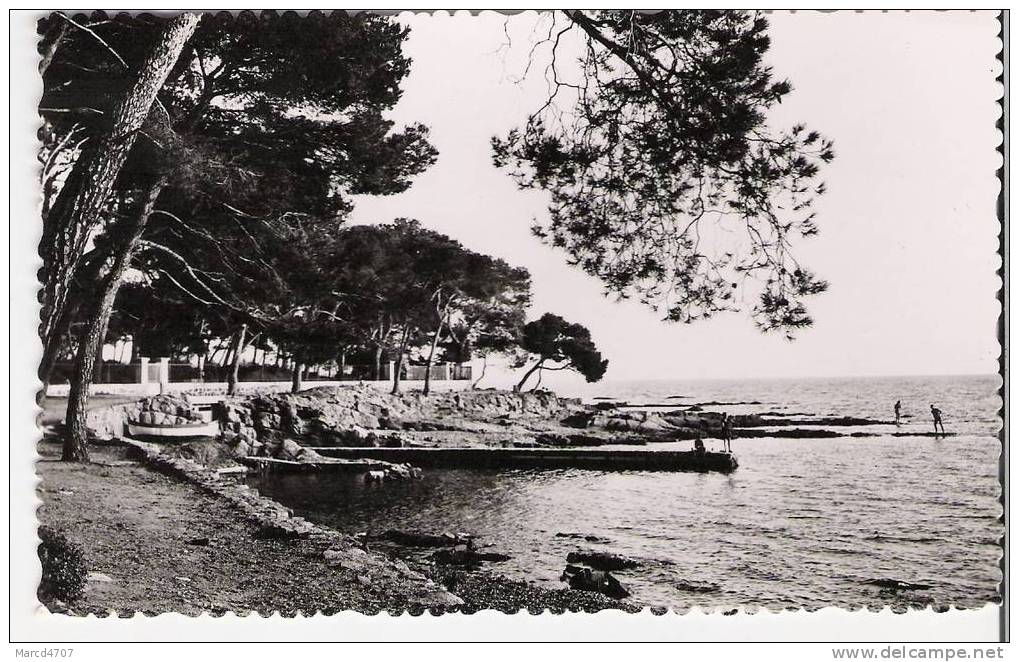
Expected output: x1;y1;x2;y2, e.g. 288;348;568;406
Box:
37;11;440;459
37;10;841;463
493;10;834;337
119;215;535;394
515;313;608;391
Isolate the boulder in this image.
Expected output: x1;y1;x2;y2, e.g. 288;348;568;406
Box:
593;401;628;411
384;463;422;481
661;412;708;428
364;470;386;484
561;411;598;428
377;530;470;547
675;580;721;593
430;548;511;566
323;549;345;561
227;436;252;460
561;565;629;599
280;402;305;435
867;578;932;592
667;426;705;441
323;548;371;566
508;438;543;448
277;438;304;461
255;411;282;430
566;550;640;571
312;425;378;447
555;532;613;544
294;446;325;462
534;433;571;447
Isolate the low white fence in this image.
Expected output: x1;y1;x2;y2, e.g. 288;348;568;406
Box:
45;379;474;398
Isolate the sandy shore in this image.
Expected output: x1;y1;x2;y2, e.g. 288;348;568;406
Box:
36;437;635;615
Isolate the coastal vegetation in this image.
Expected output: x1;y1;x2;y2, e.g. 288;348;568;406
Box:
513;313;608;392
40;12;441;460
38;10;832;469
494;10;834;334
29;11;1004;622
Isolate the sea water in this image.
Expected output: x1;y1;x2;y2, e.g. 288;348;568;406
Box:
250;374;1003;610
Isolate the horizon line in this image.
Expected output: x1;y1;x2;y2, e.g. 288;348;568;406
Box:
583;372;1003;383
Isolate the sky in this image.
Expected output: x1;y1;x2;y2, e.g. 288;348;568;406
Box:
348;11;1002;382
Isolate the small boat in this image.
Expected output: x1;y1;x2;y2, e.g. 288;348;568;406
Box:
126;419;220;440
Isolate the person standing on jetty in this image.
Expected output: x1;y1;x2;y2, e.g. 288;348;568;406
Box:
894;400;902;425
720;413;734;453
930;404;946;435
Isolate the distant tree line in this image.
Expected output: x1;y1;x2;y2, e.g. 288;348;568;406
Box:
112;217;537;397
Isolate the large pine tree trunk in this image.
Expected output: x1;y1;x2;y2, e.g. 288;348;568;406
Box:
422;316;446;396
391;327;410;395
227;323;247;396
514;359;545;393
373;344;383;381
196;319;208;382
472;355;488;390
40;13;201;379
38;329;65;400
39;257;107;400
221;339;235;369
291;358;304;394
63;179;166;462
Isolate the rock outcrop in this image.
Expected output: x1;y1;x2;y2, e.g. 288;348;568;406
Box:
215;385;593;459
430;548;512;566
375;530;473;548
566;550;640;571
133;394;204;425
84;394;204;439
561;564;630;599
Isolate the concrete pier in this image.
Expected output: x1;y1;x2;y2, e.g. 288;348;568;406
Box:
309;447;739;473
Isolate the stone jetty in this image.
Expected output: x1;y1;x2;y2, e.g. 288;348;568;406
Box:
312;446;738;473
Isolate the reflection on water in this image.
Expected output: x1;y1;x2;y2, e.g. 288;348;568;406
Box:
250;375;1002;610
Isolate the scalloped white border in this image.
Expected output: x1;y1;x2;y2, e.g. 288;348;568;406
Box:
8;6;1005;644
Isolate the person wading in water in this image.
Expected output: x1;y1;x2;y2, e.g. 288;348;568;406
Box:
894;400;902;425
930;404;946;435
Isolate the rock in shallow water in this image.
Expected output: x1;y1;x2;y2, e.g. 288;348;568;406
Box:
376;530;472;547
566;550;640;571
555;532;613;544
430;548;511;566
867;578;933;592
561;564;629;599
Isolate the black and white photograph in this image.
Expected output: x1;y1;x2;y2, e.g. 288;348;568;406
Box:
13;7;1006;643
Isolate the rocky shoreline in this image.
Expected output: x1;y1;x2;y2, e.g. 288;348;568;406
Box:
36;434;644;614
44;385;719;612
83;385;902;465
42;384;919;614
31;388;684;613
